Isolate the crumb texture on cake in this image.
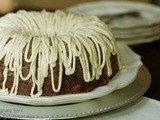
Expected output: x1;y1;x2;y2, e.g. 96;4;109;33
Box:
0;10;121;97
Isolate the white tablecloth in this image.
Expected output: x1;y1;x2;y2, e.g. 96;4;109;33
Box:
80;97;160;120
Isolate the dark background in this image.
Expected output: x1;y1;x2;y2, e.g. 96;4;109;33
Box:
131;40;160;101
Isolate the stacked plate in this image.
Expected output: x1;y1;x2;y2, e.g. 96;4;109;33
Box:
66;1;160;45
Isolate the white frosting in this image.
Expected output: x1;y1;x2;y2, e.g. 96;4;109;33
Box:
0;10;121;97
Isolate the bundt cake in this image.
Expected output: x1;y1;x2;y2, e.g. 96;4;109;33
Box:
0;10;121;97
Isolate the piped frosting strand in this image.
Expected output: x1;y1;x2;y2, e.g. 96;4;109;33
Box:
0;10;121;97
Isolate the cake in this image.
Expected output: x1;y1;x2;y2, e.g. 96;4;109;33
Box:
0;10;121;97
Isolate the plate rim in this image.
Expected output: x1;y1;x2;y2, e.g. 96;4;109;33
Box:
117;34;160;45
66;1;160;23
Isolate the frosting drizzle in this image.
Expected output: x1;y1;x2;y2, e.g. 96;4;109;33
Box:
0;10;121;97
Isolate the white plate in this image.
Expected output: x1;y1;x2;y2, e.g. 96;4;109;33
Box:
117;34;160;45
114;25;160;39
0;43;142;105
66;1;160;28
0;66;151;119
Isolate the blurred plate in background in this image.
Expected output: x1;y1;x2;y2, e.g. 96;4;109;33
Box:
66;1;160;45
